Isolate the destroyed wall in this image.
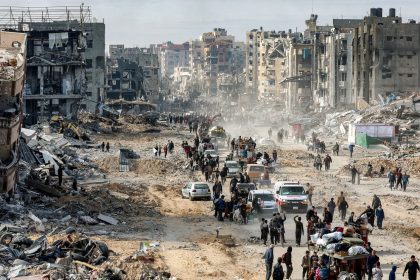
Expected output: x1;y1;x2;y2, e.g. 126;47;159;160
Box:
0;31;27;193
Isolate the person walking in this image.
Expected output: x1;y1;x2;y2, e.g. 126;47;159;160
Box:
301;250;310;280
269;214;278;245
293;216;304;246
327;198;336;220
261;218;269;245
101;142;105;152
388;171;396;190
402;172;410;191
273;257;285;280
333;142;339;156
324;154;332;171
263;245;275;280
306;183;314;205
106;142;110;152
403;255;420;280
283;246;293;280
389;265;397;280
375;206;385;229
367;250;380;280
349;144;354;158
163;144;168;158
372;262;383;280
338;197;349;222
372;195;382;211
351;166;358;184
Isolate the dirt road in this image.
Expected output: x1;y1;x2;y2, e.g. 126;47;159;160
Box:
87;123;419;279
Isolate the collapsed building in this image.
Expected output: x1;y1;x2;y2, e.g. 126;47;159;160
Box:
0;6;105;125
0;31;27;194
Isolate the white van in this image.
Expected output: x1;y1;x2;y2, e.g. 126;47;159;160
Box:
273;181;308;213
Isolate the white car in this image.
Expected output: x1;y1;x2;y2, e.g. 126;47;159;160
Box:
247;189;276;214
181;182;212;201
203;149;218;159
273;181;308;213
225;160;240;177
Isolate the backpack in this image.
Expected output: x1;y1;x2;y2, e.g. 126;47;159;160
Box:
272;264;284;279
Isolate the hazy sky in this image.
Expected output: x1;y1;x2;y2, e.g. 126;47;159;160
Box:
4;0;420;47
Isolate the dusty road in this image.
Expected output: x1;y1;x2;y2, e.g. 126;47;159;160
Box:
86;123;419;279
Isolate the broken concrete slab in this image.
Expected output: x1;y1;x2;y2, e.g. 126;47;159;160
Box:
97;214;118;225
109;191;130;200
79;216;98;225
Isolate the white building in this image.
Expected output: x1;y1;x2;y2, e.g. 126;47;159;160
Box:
160;42;189;78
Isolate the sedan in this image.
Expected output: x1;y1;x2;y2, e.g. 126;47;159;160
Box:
181;182;212;201
225;160;240;177
203;149;218;159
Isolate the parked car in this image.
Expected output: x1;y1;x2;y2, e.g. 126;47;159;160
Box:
273;181;308;213
225;160;240;177
203;149;218;159
247;189;276;214
181;182;211;201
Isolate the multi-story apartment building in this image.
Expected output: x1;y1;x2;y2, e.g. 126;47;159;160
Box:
106;58;144;101
0;31;27;193
159;42;189;77
108;45;160;101
190;28;238;95
1;6;106;124
352;8;420;106
14;7;104;122
245;29;288;98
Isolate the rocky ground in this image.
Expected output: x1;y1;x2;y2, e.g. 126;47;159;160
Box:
65;121;420;279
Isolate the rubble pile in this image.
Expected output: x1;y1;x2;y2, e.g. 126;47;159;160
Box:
0;227;172;279
324;95;420;138
339;156;420;177
77;111;122;134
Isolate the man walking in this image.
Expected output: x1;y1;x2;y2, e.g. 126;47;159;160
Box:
293;216;304;246
261;218;269;245
273;257;284;280
263;244;275;280
349;144;354;158
327;198;336;220
338;197;349;222
324;154;332;171
301;250;310;280
367;250;379;280
283;246;293;280
403;255;420;280
351;166;358;184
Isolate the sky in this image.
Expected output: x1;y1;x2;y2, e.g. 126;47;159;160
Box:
3;0;420;47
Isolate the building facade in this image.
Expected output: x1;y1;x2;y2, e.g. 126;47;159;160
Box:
159;42;189;78
190;28;239;96
352;8;420;106
0;31;26;193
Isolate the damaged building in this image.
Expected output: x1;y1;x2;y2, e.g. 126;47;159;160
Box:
108;45;160;102
0;6;106;124
353;8;420;106
0;31;27;193
106;58;145;101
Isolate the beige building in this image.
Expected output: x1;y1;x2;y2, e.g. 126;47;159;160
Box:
352;8;420;106
190;28;239;95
